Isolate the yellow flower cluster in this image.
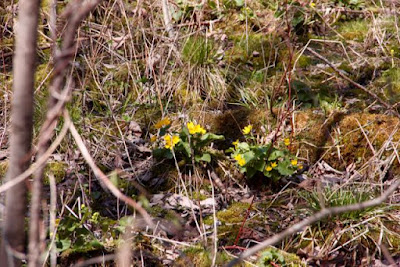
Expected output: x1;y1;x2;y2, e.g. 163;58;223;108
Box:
155;117;171;129
164;134;180;150
187;122;206;135
265;162;277;172
310;2;316;8
234;154;246;166
284;138;290;146
242;125;252;135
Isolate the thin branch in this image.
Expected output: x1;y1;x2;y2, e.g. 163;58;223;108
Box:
226;178;400;266
0;117;70;195
66;111;155;228
28;1;104;265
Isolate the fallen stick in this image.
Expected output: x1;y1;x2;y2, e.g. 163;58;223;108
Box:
226;178;400;266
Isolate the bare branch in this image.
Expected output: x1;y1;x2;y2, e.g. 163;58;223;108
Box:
226;178;400;267
0;0;41;265
66;111;155;228
28;1;104;265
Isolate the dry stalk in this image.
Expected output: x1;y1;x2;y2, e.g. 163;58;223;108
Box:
66;111;155;228
226;178;400;266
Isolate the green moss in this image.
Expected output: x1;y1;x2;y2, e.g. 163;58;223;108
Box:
34;64;51;132
226;33;275;70
296;55;312;69
204;202;250;225
378;68;400;103
323;113;400;170
175;246;248;266
257;247;306;267
336;19;369;41
44;161;67;185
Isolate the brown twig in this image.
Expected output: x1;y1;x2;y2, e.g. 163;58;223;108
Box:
28;1;104;265
66;111;155;228
226;178;400;266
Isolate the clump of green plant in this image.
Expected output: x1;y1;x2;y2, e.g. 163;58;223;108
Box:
182;36;215;65
257;247;306;267
299;186;377;220
228;125;302;181
55;204;114;254
151;117;224;165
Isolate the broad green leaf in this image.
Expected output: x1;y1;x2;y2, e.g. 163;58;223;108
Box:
268;150;284;161
243;151;255;163
56;239;71;252
254;160;266;172
238;142;250;151
195;153;211;163
277;160;293;176
200;133;224;141
181;141;192;157
153;148;173;159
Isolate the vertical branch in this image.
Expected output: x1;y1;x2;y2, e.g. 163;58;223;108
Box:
0;0;42;266
28;1;103;266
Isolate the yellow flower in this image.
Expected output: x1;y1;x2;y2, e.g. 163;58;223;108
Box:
391;49;395;55
232;139;239;149
234;154;246;166
164;134;180;150
265;165;272;172
298;164;303;170
291;159;298;166
310;2;316;8
187;121;206;135
150;135;157;142
155;117;171;129
242;125;253;135
284;138;290;146
271;162;277;168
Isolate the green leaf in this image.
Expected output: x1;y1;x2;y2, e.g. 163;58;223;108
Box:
277;160;294;176
254;160;266;172
235;0;244;7
89;240;104;249
181;141;192;157
243;151;255;163
56;239;71;252
238;142;250;151
195;153;211;163
268;150;284;161
153;148;173;159
200;133;224;142
246;167;257;178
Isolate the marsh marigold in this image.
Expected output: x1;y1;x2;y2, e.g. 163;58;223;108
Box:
155;117;171;129
284;138;290;146
234;154;246;166
242;125;253;135
164;134;180;150
187;121;206;135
